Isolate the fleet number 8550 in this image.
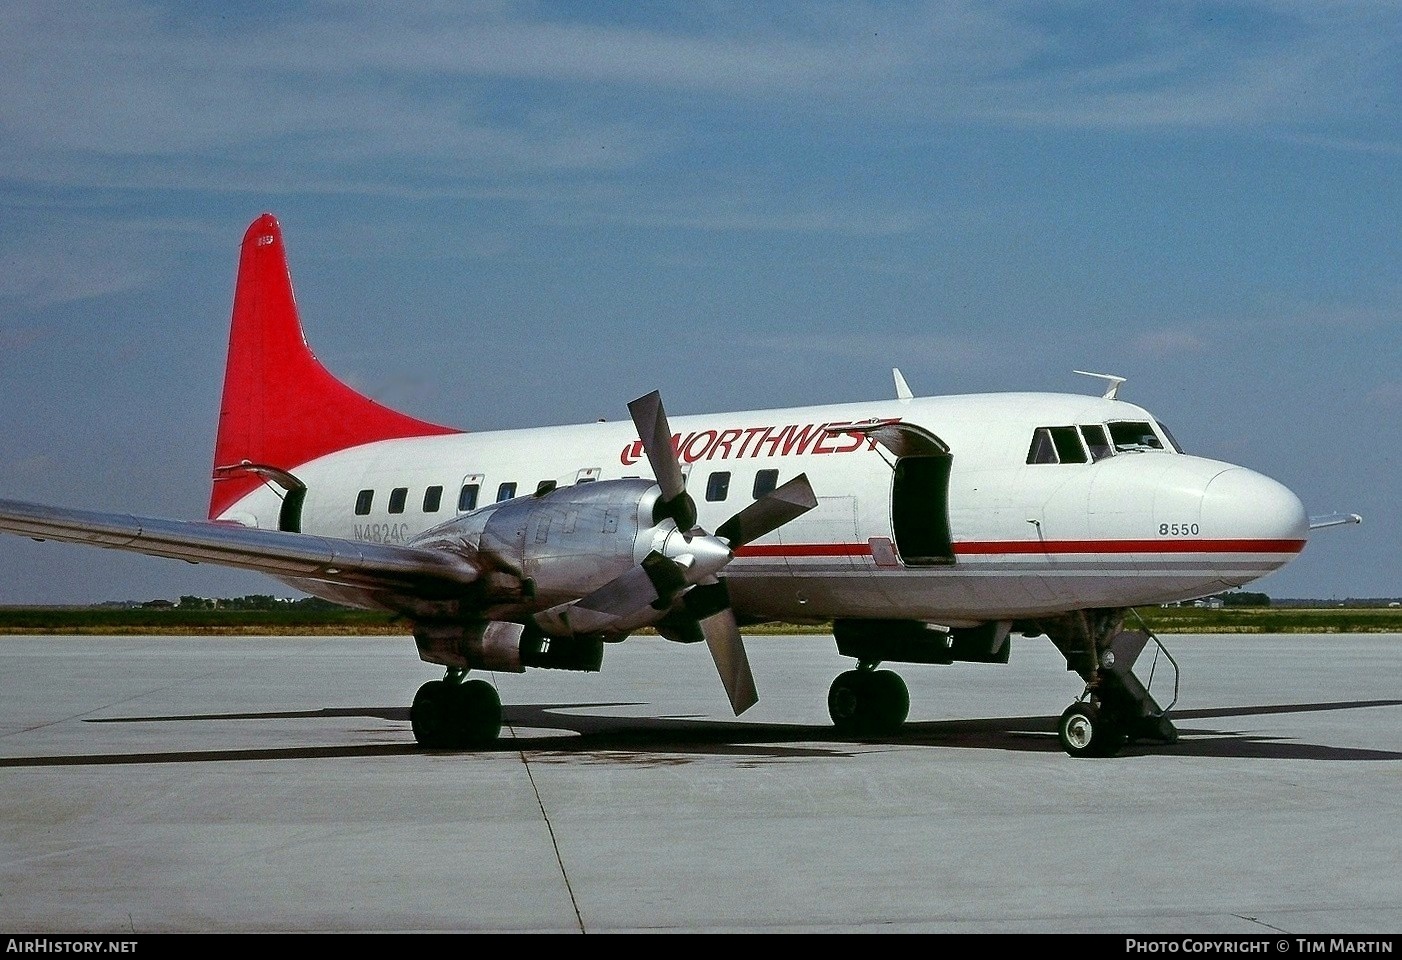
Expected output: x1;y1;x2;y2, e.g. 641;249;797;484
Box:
1158;523;1200;536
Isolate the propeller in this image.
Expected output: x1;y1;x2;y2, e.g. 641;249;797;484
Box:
554;390;817;715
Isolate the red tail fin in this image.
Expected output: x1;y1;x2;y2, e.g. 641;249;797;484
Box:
209;214;460;518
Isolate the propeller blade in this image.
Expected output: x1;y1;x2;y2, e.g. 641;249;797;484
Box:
686;579;757;714
714;473;818;548
628;390;698;531
702;608;757;715
559;551;687;634
628;391;686;501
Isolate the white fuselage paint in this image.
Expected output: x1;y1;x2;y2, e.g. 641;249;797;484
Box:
215;392;1309;626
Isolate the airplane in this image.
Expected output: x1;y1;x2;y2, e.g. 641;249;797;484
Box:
0;213;1361;758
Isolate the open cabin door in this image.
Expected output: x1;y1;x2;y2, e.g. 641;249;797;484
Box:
833;420;955;566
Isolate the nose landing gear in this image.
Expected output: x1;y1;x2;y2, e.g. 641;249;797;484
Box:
1056;700;1128;758
1041;609;1180;758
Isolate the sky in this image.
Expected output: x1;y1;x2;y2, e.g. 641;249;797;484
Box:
0;0;1397;604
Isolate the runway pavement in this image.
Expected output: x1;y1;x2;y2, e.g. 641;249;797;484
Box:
1;631;1399;934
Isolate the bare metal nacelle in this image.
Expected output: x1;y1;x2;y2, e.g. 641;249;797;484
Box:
408;479;709;672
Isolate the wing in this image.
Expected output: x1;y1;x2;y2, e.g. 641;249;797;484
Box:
0;498;480;594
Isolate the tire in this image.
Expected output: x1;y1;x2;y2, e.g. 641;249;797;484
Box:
448;679;502;747
868;670;910;733
828;670;908;737
412;678;502;749
828;670;869;734
411;680;451;748
1057;701;1126;758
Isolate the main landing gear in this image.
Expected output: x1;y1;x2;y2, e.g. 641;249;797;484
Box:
411;669;502;749
828;664;910;736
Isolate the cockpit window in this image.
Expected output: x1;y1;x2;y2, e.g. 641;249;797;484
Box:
1051;426;1088;463
1108;421;1164;452
1027;428;1057;464
1027;426;1088;464
1156;421;1184;453
1080;424;1113;461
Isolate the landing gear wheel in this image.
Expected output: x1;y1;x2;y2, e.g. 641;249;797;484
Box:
828;669;909;736
411;679;452;748
868;670;909;732
411;678;502;748
448;678;502;747
828;670;865;734
1057;701;1126;758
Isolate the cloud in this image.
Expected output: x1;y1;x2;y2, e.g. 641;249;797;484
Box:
1133;329;1207;357
740;329;997;367
1;0;1399;199
0;249;155;310
609;204;927;238
0;220;164;310
1365;382;1402;409
0;325;50;353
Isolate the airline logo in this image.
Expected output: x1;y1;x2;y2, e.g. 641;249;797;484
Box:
620;419;899;466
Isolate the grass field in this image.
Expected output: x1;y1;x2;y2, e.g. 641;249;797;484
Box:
0;605;1398;635
1134;605;1402;634
0;606;405;635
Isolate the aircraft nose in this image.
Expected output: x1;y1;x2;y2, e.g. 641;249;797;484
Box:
1200;468;1308;543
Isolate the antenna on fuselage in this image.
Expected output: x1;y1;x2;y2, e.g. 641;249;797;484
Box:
893;368;914;401
1073;370;1127;400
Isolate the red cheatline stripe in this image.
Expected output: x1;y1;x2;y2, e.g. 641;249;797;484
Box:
956;538;1306;555
736;539;1306;559
737;543;871;558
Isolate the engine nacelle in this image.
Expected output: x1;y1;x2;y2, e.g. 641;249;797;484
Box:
414;620;603;672
412;478;670;618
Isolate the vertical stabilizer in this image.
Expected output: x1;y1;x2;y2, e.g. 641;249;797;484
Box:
209;214;460;518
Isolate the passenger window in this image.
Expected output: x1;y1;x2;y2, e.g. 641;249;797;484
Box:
458;483;480;512
1109;421;1164;452
355;489;374;515
496;482;517;502
387;487;408;514
753;469;779;498
423;486;443;512
706;471;731;502
1081;425;1113;462
1027;428;1058;464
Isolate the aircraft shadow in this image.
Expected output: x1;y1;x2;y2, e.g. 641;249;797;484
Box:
0;698;1398;768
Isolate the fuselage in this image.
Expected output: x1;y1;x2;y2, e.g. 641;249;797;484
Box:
215;390;1309;626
